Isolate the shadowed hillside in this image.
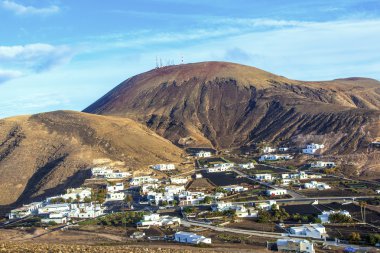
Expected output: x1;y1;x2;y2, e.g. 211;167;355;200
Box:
0;111;183;207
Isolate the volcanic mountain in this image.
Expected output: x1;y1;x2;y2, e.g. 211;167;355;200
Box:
0;111;183;208
84;61;380;153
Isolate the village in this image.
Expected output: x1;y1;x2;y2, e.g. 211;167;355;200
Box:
2;142;380;253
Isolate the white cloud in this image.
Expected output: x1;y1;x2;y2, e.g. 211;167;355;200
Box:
1;0;59;15
0;43;74;82
0;69;23;83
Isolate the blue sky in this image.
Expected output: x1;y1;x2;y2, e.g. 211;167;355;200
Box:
1;0;380;118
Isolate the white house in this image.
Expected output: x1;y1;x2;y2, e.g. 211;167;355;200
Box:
302;143;325;155
266;189;287;196
8;202;44;219
130;176;159;186
91;167;113;177
207;163;234;173
178;191;205;205
63;187;92;201
41;212;68;224
263;147;276;153
318;210;351;224
310;161;336;168
164;185;186;195
256;200;278;211
69;203;105;218
38;204;71;215
213;202;257;217
255;173;273;181
277;239;315;253
152;164;176;171
195;151;212;158
106;192;125;201
141;184;159;195
289;224;327;239
105;171;131;179
222;185;248;192
259;154;293;162
137;214;181;228
107;182;124;193
174;231;211;244
304;181;331;190
278;147;289;152
170;177;188;185
147;192;174;205
238;163;255;169
376;189;380;194
195;173;203;179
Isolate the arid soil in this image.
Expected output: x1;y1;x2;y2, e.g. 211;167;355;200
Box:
0;111;183;208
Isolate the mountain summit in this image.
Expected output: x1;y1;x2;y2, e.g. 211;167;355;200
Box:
84;61;380;151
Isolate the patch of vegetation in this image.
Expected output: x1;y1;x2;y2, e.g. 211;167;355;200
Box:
258;208;290;223
328;213;353;223
290;213;320;223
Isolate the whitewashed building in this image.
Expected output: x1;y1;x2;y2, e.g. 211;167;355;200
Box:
304;181;331;190
277;239;315;253
195;151;212;158
8;202;44;219
91;167;113;177
278;147;289;152
238;163;255;169
259;154;293;162
222;185;248;192
69;203;105;218
130;176;159;186
310;161;336;168
207;163;234;173
174;231;211;244
152;164;176;171
266;188;287;196
106;192;125;201
256;200;278;211
255;173;273;181
38;204;71;215
170;177;188;185
263;147;276;153
318;210;351;224
137;214;180;228
107;183;124;193
302;143;325;155
178;191;205;205
289;224;327;239
41;212;68;224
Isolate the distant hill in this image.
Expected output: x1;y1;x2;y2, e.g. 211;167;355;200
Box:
0;111;183;207
84;61;380;179
84;61;380;148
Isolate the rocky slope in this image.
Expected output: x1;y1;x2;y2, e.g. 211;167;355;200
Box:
0;111;183;207
84;61;380;178
84;61;380;150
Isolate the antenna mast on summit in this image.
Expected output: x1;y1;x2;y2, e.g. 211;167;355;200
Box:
160;58;163;68
181;56;184;64
155;56;159;69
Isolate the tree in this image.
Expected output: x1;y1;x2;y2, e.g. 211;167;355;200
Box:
349;232;361;242
202;196;213;204
124;194;133;208
328;213;353;223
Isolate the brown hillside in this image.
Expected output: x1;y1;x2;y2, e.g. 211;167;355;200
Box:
0;111;183;207
84;61;380;178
